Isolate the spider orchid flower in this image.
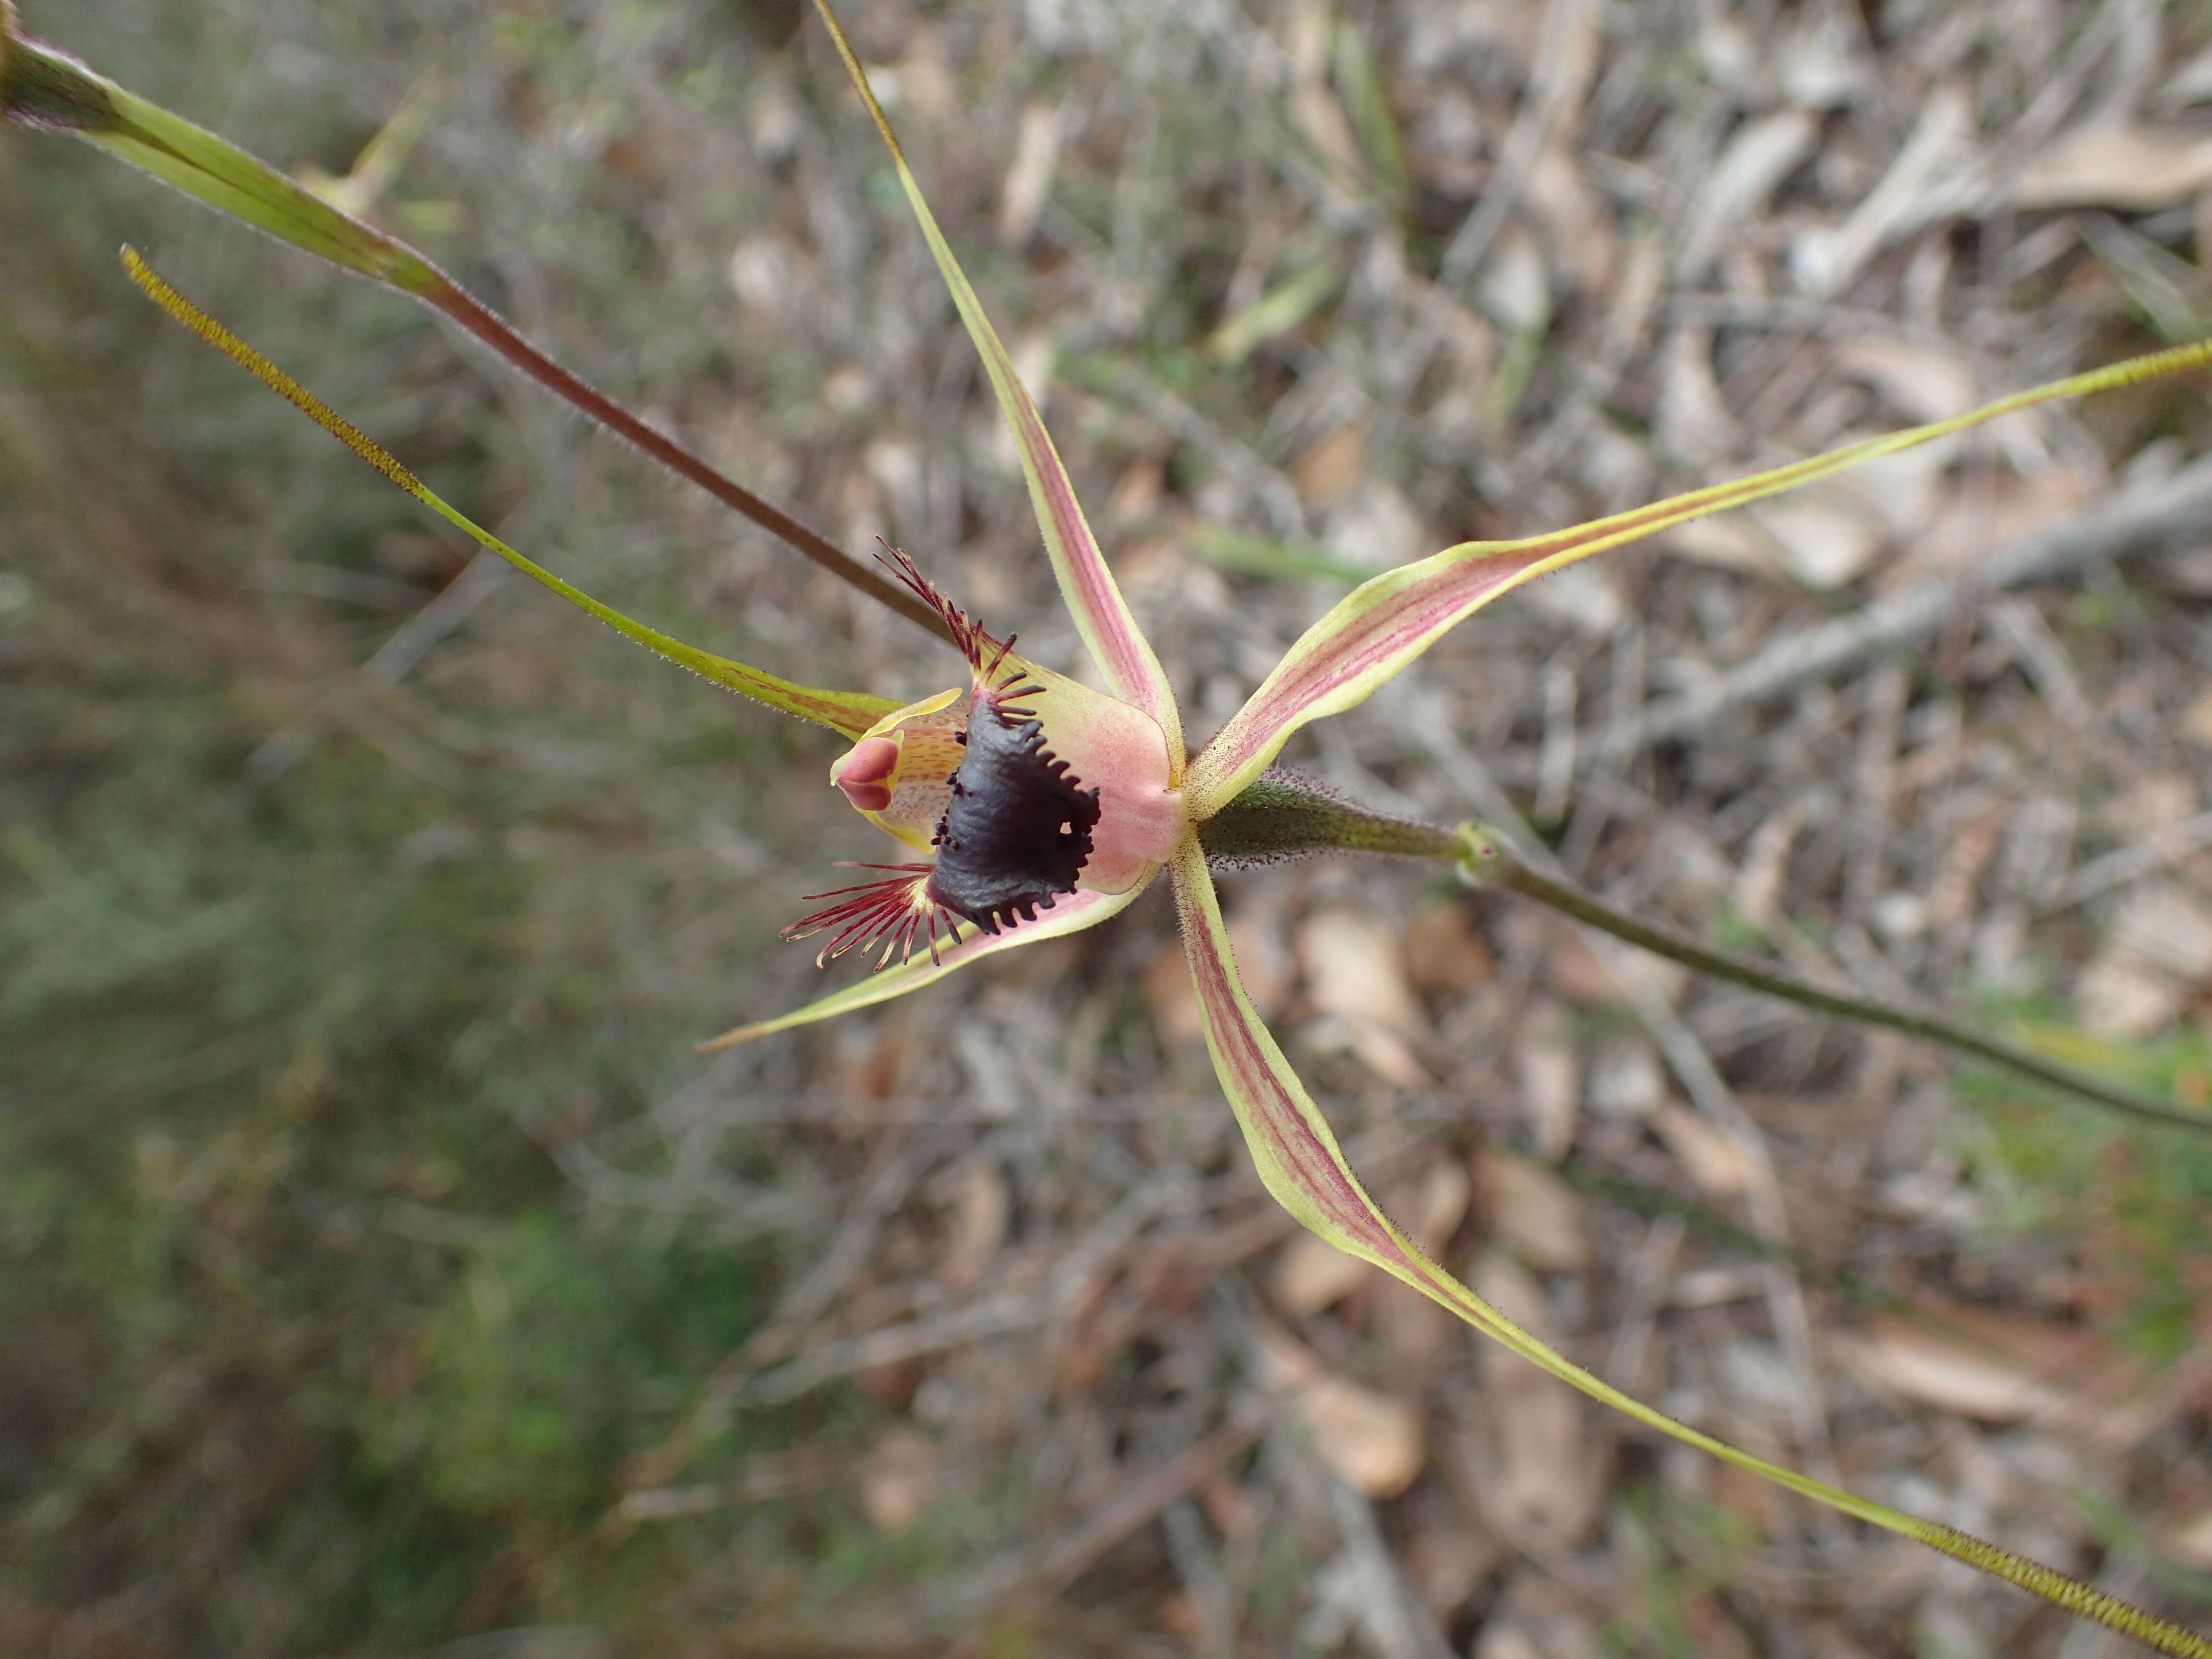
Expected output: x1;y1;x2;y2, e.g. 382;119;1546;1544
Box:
89;0;2212;1640
730;19;2212;1646
787;547;1185;969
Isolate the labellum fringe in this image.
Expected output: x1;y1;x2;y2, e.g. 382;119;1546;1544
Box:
783;551;1105;965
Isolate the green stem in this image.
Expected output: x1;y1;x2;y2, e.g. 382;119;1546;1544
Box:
0;26;945;638
1457;822;2212;1137
1200;771;2208;1134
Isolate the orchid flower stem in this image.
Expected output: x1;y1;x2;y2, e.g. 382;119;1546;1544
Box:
1457;822;2212;1137
410;281;949;637
0;25;946;640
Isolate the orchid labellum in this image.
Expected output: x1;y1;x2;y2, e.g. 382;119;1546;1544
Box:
788;548;1182;968
32;0;2212;1647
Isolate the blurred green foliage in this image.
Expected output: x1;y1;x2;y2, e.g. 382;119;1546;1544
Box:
0;2;873;1647
1964;1018;2212;1364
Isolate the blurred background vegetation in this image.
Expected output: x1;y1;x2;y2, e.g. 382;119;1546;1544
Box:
8;0;2212;1655
1;2;878;1648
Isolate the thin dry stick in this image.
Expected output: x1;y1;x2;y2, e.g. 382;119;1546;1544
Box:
2047;808;2212;911
1377;0;1598;419
1316;1463;1457;1659
731;1171;1189;1409
1603;1212;1686;1388
735;1282;1063;1407
1003;1402;1274;1607
1161;1495;1239;1659
1590;454;2212;765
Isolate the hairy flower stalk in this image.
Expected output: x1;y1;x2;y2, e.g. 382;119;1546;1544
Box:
38;3;2212;1647
1190;782;2212;1130
1197;769;1465;865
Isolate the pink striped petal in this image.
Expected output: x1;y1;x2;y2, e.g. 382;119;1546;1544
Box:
1183;338;2212;817
809;0;1183;767
1169;835;1467;1273
1164;838;2153;1620
697;879;1148;1053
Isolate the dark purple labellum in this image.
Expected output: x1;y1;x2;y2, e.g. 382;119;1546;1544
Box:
926;693;1100;934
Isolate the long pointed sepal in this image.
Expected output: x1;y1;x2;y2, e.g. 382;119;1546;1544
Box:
698;883;1144;1052
122;249;897;740
808;0;1183;765
1185;339;2212;816
1166;837;2212;1658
